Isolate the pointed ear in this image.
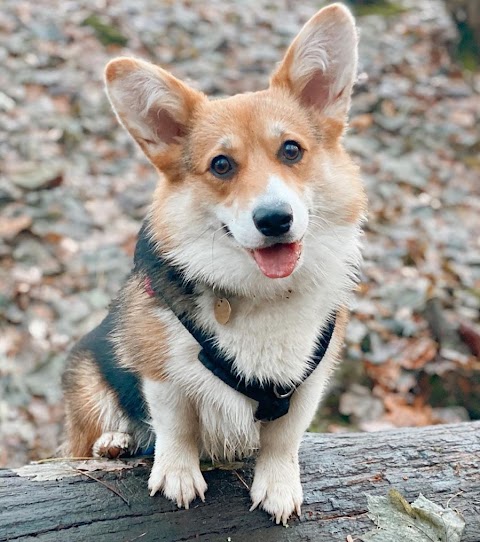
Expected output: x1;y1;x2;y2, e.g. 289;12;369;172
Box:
104;57;203;160
270;3;358;120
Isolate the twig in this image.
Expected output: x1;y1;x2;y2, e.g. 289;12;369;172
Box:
446;490;463;509
69;465;130;506
233;469;250;491
126;533;147;542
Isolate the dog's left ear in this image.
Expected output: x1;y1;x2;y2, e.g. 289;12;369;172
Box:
271;3;358;120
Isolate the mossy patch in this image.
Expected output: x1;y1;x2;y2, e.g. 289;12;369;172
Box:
349;0;407;18
82;14;128;47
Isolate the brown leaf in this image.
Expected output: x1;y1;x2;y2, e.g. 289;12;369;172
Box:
383;395;435;427
365;360;402;391
350;113;374;131
458;321;480;358
393;337;438;370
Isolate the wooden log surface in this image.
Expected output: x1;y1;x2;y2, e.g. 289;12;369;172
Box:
1;422;479;542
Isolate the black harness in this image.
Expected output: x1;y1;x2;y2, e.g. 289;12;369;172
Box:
134;225;337;422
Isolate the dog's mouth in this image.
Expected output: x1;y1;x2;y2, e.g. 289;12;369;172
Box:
220;223;302;279
250;242;303;279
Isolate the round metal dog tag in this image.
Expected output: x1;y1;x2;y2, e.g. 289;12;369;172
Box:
214;298;231;325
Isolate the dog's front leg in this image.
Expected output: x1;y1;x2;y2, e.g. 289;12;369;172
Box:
144;380;207;508
250;381;323;525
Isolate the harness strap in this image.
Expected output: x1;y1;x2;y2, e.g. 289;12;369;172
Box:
137;225;337;422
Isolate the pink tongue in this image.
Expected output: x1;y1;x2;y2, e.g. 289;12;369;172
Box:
252;242;302;279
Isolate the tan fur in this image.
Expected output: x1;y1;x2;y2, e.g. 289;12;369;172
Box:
147;87;365;252
114;276;169;381
152;89;357;205
62;355;108;456
332;305;349;348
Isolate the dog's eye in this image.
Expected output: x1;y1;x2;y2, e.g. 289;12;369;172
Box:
210;155;234;178
280;140;303;164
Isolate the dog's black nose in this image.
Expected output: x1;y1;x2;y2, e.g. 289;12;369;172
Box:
253;204;293;237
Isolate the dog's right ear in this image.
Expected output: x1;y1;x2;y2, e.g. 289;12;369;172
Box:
105;58;203;163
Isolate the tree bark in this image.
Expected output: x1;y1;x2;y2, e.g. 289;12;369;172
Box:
1;422;479;542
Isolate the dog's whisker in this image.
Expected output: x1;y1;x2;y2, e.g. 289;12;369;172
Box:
210;225;225;270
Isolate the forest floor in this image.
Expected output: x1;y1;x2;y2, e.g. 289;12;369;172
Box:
1;0;479;467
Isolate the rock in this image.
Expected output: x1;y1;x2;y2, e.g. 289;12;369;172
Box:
11;163;63;191
0;91;15;112
339;384;385;423
381;155;429;188
12;238;63;276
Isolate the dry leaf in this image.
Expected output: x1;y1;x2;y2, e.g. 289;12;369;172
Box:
361;490;465;542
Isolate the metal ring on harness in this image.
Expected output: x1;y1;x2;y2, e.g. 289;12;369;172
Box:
273;385;295;399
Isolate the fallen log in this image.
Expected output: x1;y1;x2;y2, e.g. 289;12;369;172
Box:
1;422;479;542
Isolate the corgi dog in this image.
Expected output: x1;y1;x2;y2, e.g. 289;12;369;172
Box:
62;3;366;525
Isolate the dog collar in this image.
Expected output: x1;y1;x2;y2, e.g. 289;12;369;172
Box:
135;223;337;422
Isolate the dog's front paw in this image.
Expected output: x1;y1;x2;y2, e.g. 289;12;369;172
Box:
92;431;132;459
148;459;207;509
250;461;303;525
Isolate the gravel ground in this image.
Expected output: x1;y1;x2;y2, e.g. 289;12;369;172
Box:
1;0;479;468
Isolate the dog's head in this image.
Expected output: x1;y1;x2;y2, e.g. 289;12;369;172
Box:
105;4;366;297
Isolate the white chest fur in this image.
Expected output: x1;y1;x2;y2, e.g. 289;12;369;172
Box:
195;288;330;385
146;285;332;461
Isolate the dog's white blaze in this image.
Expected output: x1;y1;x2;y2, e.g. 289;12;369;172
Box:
259;174;309;240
